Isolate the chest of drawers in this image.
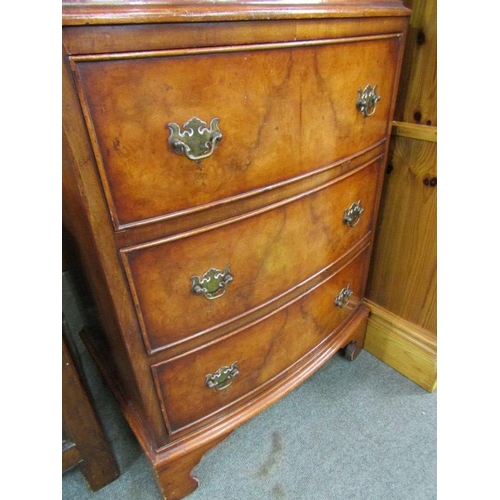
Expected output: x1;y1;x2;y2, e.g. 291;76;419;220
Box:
62;1;410;498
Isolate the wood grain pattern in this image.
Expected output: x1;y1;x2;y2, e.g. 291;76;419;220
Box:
63;17;408;57
111;144;385;245
150;304;369;500
364;299;436;391
368;135;436;333
63;56;171;446
367;0;436;350
62;2;410;498
391;120;436;142
394;0;436;126
62;0;411;26
153;247;370;432
123;161;380;352
73;37;400;228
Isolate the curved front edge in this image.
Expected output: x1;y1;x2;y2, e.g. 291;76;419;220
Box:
150;304;368;499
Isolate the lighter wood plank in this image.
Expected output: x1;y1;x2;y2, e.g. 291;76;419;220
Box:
394;0;437;125
391;120;436;142
367;136;437;333
367;0;437;388
364;299;436;392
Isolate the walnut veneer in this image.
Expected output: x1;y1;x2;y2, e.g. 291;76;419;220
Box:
62;2;410;498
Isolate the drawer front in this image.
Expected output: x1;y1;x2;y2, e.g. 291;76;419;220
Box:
152;245;369;433
122;160;380;353
75;36;401;228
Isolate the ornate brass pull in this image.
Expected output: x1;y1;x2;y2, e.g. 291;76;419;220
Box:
205;362;239;391
356;84;381;118
191;266;233;300
343;200;365;227
167;117;222;162
334;285;354;308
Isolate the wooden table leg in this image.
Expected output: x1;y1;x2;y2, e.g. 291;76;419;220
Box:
62;330;120;490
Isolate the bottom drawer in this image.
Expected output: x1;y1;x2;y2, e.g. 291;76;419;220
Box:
152;246;370;434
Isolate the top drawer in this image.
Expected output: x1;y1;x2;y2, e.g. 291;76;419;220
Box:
73;35;401;229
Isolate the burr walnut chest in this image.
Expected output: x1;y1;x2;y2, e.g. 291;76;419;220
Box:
62;1;410;498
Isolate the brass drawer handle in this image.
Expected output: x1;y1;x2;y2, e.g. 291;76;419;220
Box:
334;285;354;308
205;362;239;391
167;116;222;162
191;265;233;300
356;84;381;118
343;200;365;227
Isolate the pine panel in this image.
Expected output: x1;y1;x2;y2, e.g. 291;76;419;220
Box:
395;0;437;126
368;135;437;333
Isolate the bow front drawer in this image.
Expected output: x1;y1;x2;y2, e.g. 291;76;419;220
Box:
73;36;401;228
121;159;381;353
152;245;370;434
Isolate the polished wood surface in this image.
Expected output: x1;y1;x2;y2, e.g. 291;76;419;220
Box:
62;0;410;26
113;143;385;246
63;2;410;497
123;161;379;352
74;38;399;228
154;246;369;433
63;17;409;57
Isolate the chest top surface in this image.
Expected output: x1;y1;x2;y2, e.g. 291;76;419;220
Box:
62;0;410;25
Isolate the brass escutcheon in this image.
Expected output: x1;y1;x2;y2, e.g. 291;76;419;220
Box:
343;200;365;227
167;116;222;162
356;84;381;118
205;362;239;391
334;285;354;308
191;266;233;300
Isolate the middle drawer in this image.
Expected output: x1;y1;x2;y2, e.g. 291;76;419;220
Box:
121;159;380;353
